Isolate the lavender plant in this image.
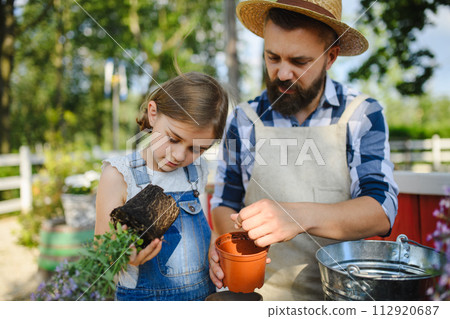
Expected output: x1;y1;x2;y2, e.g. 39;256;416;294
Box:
427;186;450;301
32;222;143;301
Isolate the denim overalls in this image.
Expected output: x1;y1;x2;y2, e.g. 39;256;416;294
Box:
115;152;215;300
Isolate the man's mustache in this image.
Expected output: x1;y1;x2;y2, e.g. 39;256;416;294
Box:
273;78;295;89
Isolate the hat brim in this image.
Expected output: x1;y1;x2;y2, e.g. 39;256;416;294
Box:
236;0;369;56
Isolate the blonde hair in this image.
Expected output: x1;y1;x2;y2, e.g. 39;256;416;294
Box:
137;72;229;140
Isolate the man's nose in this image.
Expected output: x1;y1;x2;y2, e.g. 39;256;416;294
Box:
277;63;294;82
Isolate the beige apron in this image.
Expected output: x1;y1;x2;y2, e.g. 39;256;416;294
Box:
241;95;368;301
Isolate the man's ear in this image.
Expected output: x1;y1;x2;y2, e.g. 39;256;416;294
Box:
147;101;158;126
325;46;340;70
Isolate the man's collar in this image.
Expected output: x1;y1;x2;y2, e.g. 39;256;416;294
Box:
321;75;340;108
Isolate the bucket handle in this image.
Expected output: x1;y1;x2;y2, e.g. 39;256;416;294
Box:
345;265;372;295
346;264;361;275
396;234;433;250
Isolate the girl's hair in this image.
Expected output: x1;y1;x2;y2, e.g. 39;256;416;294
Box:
137;72;229;140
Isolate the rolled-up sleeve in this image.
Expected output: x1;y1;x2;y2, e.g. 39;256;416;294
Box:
348;99;399;232
210;112;246;212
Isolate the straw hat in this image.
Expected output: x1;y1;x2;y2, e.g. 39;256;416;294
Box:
236;0;369;56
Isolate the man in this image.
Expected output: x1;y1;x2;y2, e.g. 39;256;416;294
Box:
209;0;398;301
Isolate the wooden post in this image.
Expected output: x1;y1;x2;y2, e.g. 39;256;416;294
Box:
432;134;441;171
225;0;240;101
112;75;120;151
19;145;32;214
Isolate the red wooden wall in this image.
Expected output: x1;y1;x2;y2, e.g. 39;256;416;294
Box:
366;193;442;249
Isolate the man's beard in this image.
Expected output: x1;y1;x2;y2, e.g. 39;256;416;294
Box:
266;65;327;116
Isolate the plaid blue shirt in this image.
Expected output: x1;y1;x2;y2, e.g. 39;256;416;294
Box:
211;75;398;229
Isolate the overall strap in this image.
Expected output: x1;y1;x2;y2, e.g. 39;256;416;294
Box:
338;94;369;125
183;163;200;197
239;103;265;129
129;151;151;187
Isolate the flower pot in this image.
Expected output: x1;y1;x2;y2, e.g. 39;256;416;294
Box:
205;291;263;301
215;232;269;293
38;218;94;271
61;193;96;229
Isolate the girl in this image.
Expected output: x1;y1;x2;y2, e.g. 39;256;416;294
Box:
95;72;229;301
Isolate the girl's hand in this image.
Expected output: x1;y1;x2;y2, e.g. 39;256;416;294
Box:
121;224;163;266
128;237;163;266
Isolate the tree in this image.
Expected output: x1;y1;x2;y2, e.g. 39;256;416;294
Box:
0;0;54;153
0;0;14;153
225;0;240;101
9;0;225;151
350;0;450;96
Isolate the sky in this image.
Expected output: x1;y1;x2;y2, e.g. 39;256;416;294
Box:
235;0;450;99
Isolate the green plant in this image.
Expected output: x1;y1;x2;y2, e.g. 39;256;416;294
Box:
63;170;100;195
32;222;143;301
17;144;100;247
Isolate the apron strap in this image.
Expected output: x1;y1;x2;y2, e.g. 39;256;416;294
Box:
129;151;151;187
337;94;369;125
238;103;265;129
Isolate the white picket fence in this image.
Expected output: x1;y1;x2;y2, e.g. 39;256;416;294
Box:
1;136;449;215
390;134;450;172
0;146;124;215
0;146;44;214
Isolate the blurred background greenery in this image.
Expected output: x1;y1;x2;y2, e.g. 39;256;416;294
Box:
0;0;449;155
0;1;449;244
2;0;225;153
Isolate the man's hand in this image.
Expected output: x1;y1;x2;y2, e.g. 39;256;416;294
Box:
231;199;302;247
232;196;390;243
208;231;224;289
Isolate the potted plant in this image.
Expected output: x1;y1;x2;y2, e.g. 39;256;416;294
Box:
32;223;143;301
32;184;179;300
61;170;100;229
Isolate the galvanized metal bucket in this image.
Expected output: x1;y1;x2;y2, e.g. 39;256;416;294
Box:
316;235;445;300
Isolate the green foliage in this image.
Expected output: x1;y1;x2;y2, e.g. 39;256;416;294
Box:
350;0;449;95
10;0;224;152
352;65;450;139
63;171;100;195
0;166;20;202
32;222;143;301
385;95;450;139
17;144;101;247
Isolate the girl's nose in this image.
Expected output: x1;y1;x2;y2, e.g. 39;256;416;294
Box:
171;144;186;163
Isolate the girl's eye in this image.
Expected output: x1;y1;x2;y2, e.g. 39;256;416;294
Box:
168;136;179;143
189;147;203;155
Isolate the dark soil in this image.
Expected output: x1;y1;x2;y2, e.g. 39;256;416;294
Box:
110;184;180;248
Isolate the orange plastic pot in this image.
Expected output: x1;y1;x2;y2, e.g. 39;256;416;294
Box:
215;232;269;293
